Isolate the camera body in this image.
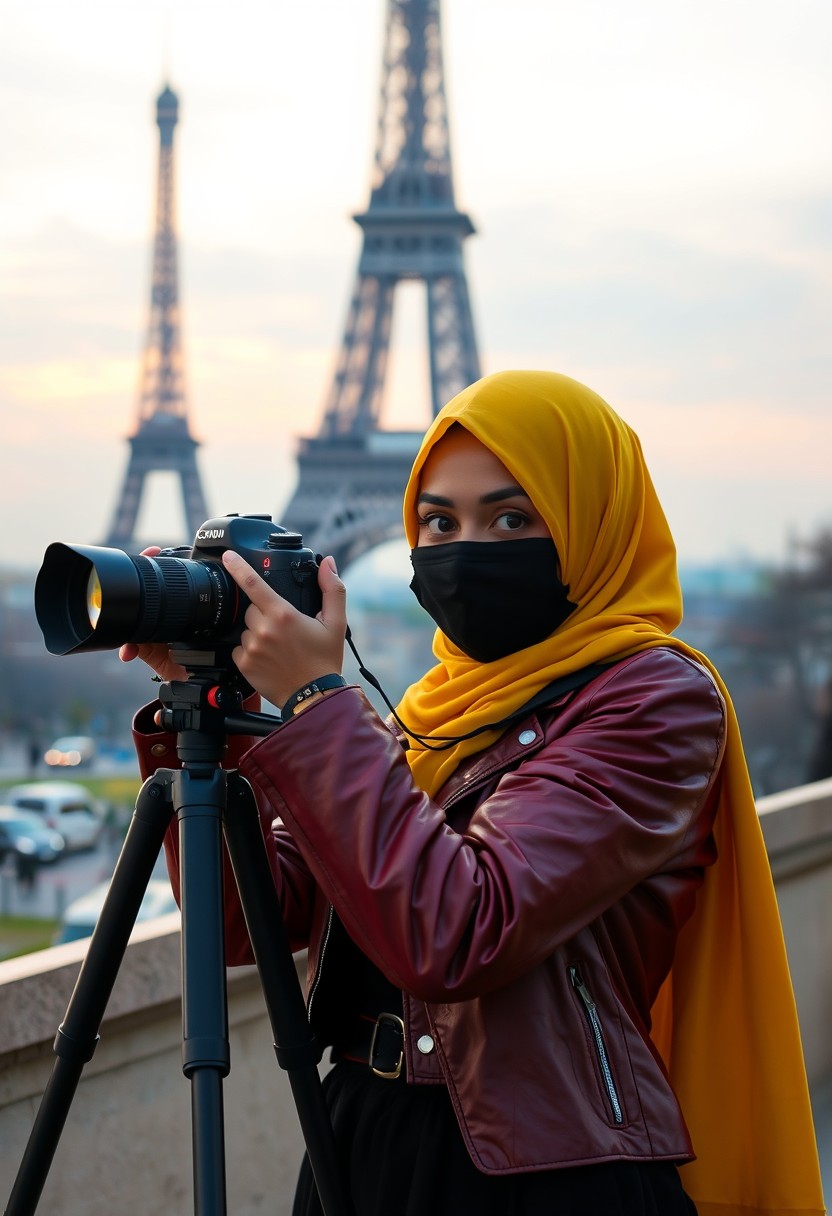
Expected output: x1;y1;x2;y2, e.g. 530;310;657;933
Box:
159;514;322;646
35;514;322;658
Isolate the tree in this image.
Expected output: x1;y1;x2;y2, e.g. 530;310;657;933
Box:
712;527;832;792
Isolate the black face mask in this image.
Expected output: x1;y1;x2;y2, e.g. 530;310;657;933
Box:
409;538;576;663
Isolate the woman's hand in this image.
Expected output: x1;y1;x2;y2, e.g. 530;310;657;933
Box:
221;551;347;709
118;546;189;683
119;641;189;683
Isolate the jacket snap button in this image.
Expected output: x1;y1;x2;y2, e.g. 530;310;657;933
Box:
518;730;536;746
416;1035;435;1055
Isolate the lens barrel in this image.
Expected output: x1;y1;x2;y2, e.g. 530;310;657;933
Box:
35;544;237;656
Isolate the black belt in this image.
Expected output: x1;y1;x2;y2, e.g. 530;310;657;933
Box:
332;1011;405;1080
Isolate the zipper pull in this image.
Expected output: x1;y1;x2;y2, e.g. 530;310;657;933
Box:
569;965;595;1010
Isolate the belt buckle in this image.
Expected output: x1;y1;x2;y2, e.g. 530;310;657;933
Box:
369;1011;405;1080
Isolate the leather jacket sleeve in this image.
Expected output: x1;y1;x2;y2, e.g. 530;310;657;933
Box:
239;648;725;1003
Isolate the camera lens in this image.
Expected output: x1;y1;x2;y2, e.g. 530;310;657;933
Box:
35;543;238;655
86;569;102;628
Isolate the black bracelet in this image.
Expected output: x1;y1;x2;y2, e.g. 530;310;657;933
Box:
281;674;347;721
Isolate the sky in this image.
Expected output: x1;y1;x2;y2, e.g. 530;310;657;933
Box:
1;0;831;580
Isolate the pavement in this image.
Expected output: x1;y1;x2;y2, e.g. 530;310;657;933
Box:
0;848;117;925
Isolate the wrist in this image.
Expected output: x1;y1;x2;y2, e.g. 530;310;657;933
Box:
281;674;347;721
290;690;326;717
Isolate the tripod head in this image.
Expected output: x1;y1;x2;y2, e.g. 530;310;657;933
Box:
156;648;282;765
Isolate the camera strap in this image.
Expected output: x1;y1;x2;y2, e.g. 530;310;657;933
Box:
345;626;612;752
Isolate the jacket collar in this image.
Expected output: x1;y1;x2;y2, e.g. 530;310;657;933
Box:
388;706;555;809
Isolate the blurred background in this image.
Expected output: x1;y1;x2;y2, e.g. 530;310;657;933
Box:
1;0;831;942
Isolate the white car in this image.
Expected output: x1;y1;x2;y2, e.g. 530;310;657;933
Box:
4;781;103;853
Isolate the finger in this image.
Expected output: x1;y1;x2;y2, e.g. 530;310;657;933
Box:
221;551;283;610
140;546;162;557
317;556;347;633
120;643;139;662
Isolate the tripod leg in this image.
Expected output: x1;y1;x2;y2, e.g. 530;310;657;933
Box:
173;766;231;1216
6;773;176;1216
223;774;351;1216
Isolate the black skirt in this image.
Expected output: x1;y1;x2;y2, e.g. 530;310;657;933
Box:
292;1059;698;1216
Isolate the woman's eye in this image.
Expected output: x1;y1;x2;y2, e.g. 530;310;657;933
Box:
420;514;456;535
496;511;528;531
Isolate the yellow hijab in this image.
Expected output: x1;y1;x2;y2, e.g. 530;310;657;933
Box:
396;370;825;1216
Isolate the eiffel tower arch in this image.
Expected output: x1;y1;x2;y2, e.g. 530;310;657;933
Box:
104;84;209;552
281;0;481;571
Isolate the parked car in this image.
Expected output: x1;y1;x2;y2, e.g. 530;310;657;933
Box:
0;807;65;864
54;878;179;944
4;781;103;853
43;735;97;770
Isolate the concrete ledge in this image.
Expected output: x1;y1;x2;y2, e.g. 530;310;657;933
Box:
757;782;832;1087
758;778;832;881
0;913;277;1111
0;912;184;1063
0;915;309;1215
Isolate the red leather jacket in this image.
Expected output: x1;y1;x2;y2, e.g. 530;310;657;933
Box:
136;646;725;1175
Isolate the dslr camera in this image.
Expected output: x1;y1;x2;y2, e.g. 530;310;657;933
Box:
34;514;322;662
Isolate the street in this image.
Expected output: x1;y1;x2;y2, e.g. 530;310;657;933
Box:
0;822;169;927
0;731;168;934
0;737;138;780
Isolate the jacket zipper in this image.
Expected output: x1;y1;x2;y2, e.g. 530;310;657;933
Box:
569;965;624;1125
306;904;335;1024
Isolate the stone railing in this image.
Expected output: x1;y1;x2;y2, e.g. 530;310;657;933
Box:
756;777;832;1087
0;915;307;1215
1;780;830;1215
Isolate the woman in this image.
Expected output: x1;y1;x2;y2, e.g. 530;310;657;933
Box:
127;370;824;1216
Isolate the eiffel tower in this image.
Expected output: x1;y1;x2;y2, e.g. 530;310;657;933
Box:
281;0;481;571
105;84;209;551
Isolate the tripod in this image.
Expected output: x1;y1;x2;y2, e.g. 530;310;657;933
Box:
6;670;350;1216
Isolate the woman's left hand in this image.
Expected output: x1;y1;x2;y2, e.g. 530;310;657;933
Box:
221;550;347;709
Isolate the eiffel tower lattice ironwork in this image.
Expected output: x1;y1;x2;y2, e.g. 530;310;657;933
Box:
105;84;209;551
281;0;481;571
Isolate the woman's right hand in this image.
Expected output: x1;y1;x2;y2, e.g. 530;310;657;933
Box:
118;546;189;683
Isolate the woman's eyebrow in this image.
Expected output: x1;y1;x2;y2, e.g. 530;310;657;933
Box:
480;486;529;504
417;486;530;507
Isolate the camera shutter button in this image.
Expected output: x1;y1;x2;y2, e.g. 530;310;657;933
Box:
267;531;303;549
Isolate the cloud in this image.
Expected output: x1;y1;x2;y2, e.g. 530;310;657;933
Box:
473;191;832;412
